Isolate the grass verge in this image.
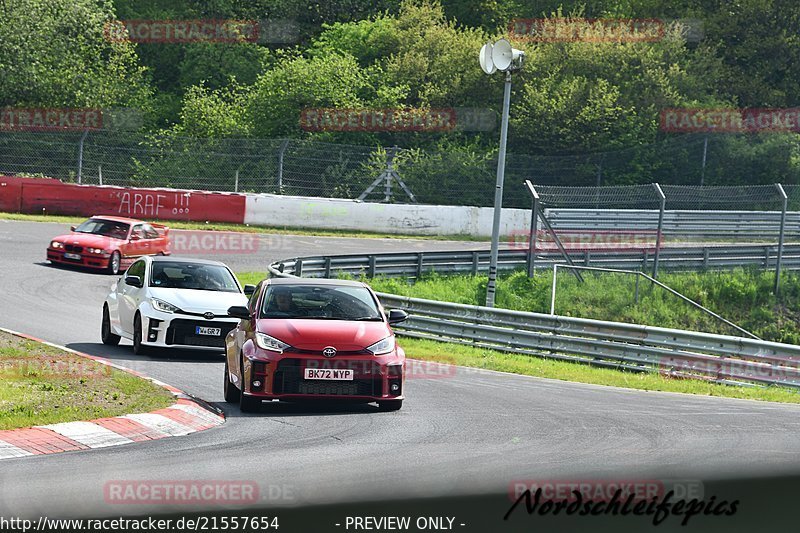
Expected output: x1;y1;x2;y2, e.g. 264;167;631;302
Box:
0;331;174;430
0;212;484;241
401;337;800;404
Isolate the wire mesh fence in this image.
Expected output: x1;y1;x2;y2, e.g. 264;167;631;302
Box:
1;129;799;208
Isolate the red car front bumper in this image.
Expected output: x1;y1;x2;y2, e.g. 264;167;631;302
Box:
242;353;405;402
47;248;111;270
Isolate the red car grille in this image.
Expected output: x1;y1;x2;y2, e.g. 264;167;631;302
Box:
64;244;83;253
273;359;382;396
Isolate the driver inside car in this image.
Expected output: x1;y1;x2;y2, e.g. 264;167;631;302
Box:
270;289;306;316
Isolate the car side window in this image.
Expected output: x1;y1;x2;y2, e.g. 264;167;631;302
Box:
127;260;145;279
142;224;159;239
248;283;263;315
131;224;146;240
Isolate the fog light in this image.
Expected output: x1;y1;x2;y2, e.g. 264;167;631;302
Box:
148;333;157;341
253;380;262;387
390;383;400;392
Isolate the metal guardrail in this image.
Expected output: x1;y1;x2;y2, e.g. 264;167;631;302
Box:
270;244;800;281
544;209;800;239
267;247;800;390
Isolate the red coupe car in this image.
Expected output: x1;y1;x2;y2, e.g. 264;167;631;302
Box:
47;215;170;274
224;278;408;412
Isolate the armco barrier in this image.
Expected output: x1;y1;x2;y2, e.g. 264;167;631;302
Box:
270;246;800;280
0;176;246;223
268;250;800;389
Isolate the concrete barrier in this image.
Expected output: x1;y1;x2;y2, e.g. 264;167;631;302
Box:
244;193;530;237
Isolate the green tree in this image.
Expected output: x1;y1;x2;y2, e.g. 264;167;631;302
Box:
0;0;150;109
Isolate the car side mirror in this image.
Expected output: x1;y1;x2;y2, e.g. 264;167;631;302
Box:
124;275;143;288
387;309;408;325
70;225;76;231
228;305;251;320
244;284;256;296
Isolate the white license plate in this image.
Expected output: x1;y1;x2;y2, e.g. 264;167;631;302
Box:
64;253;81;260
304;368;354;381
196;326;221;336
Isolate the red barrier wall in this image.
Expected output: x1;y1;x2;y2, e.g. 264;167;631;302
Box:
0;176;245;224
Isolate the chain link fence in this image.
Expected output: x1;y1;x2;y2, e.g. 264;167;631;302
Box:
1;130;799;208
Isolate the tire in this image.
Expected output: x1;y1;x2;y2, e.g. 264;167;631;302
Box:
378;400;403;412
132;313;149;355
240;393;261;413
101;305;120;346
223;359;240;403
107;251;121;275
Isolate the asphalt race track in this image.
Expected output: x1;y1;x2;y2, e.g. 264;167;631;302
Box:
2;220;800;531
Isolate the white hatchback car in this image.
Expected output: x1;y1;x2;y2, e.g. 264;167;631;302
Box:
102;256;254;354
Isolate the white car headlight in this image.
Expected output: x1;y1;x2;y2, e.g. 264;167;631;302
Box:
255;332;291;353
366;335;395;355
151;298;180;313
51;241;64;249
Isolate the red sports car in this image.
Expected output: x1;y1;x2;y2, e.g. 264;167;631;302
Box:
224;278;408;412
47;215;170;275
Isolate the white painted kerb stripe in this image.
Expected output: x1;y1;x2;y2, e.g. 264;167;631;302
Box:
38;421;134;448
0;439;34;459
169;403;224;426
123;413;195;436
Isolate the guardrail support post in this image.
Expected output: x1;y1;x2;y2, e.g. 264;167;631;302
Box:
295;259;303;277
368;256;376;278
416;253;424;278
702;248;710;269
76;129;89;184
526;185;540;277
324;257;332;278
652;183;666;279
472;252;479;276
277;139;289;194
550;264;558;315
775;183;788;294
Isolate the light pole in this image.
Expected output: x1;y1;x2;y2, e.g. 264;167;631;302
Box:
480;39;525;307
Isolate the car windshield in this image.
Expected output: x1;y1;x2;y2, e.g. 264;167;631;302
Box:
149;261;240;293
73;219;130;239
261;285;383;320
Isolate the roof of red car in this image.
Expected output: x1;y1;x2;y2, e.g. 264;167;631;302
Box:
88;215;146;224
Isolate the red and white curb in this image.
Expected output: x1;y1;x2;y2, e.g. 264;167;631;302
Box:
0;328;224;460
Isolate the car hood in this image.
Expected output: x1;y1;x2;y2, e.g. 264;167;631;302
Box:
149;287;247;315
256;319;390;351
51;233;122;248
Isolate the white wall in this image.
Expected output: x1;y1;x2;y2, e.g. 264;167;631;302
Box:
244;193;531;237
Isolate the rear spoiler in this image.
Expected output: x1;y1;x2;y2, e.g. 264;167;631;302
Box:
150;222;169;236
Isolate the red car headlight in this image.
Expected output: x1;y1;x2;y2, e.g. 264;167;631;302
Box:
255;332;291;353
366;335;395;355
51;241;64;249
